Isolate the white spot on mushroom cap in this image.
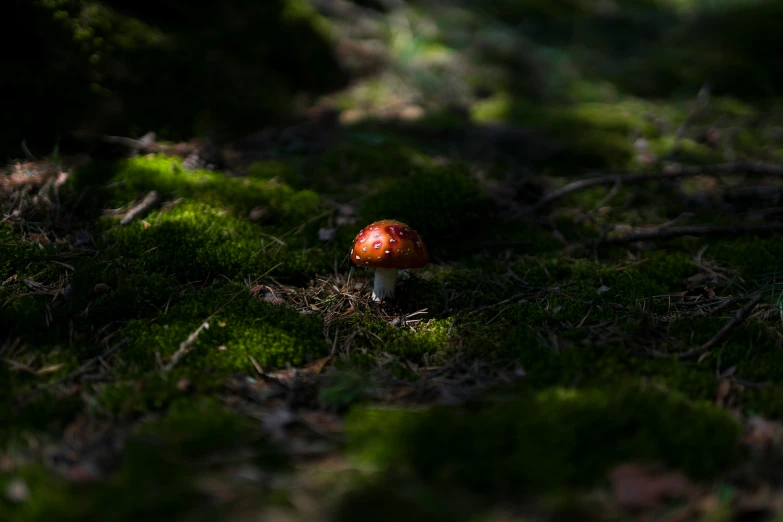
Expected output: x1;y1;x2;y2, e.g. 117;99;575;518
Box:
390;239;396;243
362;247;367;252
355;255;360;260
385;250;390;254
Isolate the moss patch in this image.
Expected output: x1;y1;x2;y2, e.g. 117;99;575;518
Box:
346;385;741;492
0;398;285;522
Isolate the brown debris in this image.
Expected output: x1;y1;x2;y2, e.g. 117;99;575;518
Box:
120;190;162;226
534;160;783;211
610;463;693;511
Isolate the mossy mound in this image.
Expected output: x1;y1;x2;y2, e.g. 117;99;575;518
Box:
346;385;741;493
120;286;327;373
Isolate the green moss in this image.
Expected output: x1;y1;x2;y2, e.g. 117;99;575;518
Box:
358;162;488;250
339;312;452;361
136;397;283;461
0;392;82;449
333;475;475;522
1;398;284;522
388;319;452;358
73;155;326;224
306;139;429;195
0;227;44;281
473;96;683;170
671;138;725;164
708;237;783;277
95;371;224;416
103;201;331;283
119;285;326;373
346;384;741;492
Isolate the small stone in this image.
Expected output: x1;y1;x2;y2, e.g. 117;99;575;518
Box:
74;230;93;246
318;228;336;242
339;109;364;125
248;206;271;223
61;283;76;300
94;283;111;295
399;105;424;121
337;204;356;217
5;479;29;503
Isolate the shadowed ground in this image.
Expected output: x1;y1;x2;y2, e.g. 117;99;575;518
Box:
3;0;783;520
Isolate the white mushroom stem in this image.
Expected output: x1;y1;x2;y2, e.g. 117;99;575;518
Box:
372;268;398;302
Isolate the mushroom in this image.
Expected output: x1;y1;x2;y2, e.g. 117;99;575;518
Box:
350;219;429;302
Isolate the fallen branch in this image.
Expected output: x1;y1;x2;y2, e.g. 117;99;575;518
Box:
161;322;209;372
653;294;763;360
102;135;159;151
589;222;783;247
533;161;783;211
120;190;161;226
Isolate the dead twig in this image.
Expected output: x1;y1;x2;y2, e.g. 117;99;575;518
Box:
653;294;763;360
589;222;783;248
161;322;210;372
120;191;162;226
533;161;783;211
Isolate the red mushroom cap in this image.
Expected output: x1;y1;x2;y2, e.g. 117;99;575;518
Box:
350;219;429;269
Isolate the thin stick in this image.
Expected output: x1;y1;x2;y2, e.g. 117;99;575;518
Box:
465;292;528;316
161;322;209;372
591;222;783;247
121;190;162;225
160;263;283;373
533;161;783;210
653;294;763;360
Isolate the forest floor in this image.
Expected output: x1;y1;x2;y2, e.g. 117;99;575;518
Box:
4;1;783;521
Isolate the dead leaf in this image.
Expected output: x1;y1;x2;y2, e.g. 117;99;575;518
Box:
745;415;783;451
715;378;732;407
302;355;333;376
36;363;65;375
610;463;693;511
5;479;29;503
248;206;271;223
